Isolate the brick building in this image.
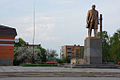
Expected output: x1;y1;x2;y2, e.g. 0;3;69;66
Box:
61;45;84;58
0;25;17;66
26;43;41;48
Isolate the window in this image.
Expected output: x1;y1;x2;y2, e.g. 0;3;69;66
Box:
76;53;79;55
72;52;76;57
67;53;71;57
67;48;71;52
76;49;79;54
72;48;74;51
67;51;71;57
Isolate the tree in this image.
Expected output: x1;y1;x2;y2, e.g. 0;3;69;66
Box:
14;47;32;65
14;38;47;65
14;38;26;47
97;29;120;64
97;31;110;62
109;29;120;63
37;46;47;62
46;49;58;62
57;53;71;63
63;57;71;63
14;47;42;65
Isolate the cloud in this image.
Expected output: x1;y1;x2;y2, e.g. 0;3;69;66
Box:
35;23;62;41
0;0;10;3
36;32;61;41
38;24;55;31
21;23;61;42
53;0;74;4
25;23;55;32
0;0;3;1
21;15;57;24
8;13;62;42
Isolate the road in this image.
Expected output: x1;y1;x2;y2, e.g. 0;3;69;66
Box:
0;77;120;80
1;66;120;73
0;66;120;77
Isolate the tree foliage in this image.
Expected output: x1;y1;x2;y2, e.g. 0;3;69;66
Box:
14;38;47;65
37;46;47;62
57;53;71;63
14;38;26;47
46;49;58;62
98;29;120;64
109;30;120;63
14;38;59;65
14;47;41;65
97;31;110;62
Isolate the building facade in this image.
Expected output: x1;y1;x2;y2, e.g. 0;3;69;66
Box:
26;43;41;48
0;25;17;66
61;45;84;58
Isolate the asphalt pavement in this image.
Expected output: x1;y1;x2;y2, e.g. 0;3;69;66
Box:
0;66;120;77
0;77;120;80
0;66;120;73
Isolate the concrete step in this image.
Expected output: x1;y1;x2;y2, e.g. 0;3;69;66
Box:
72;64;120;69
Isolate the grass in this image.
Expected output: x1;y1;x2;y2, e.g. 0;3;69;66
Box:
20;64;58;67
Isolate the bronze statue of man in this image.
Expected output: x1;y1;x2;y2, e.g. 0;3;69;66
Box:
86;5;99;37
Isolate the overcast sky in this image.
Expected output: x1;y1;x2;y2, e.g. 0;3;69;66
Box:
0;0;120;57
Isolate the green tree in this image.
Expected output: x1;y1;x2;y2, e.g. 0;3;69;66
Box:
46;49;58;62
63;57;71;63
14;38;47;64
37;46;47;62
14;47;42;65
57;53;71;63
14;38;26;47
97;29;120;64
97;31;110;62
109;29;120;63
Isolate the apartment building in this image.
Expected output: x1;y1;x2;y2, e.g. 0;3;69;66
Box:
61;45;84;58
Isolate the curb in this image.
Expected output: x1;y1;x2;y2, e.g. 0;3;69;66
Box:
0;72;120;77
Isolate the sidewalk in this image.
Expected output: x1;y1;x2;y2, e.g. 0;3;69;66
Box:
0;66;120;77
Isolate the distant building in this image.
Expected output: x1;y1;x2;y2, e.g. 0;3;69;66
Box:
61;45;84;58
26;43;41;48
0;25;17;66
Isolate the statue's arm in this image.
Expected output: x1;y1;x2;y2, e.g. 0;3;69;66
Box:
87;11;90;24
97;11;99;24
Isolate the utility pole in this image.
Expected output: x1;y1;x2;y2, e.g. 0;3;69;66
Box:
100;14;103;39
32;0;36;63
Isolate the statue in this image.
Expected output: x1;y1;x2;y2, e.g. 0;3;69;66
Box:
86;5;99;37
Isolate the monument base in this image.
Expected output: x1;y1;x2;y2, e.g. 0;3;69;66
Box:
84;37;102;64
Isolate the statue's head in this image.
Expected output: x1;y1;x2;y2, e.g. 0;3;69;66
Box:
92;5;96;10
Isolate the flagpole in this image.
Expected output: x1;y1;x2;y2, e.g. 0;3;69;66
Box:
32;0;36;63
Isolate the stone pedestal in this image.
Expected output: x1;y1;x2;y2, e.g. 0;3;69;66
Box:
84;37;102;64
